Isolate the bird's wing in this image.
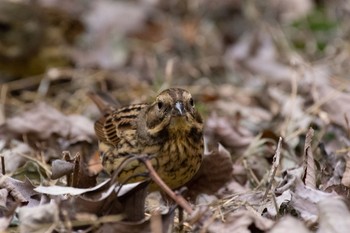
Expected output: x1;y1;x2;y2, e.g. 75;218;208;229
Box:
94;104;148;148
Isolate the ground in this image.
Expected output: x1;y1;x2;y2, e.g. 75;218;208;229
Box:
1;0;350;232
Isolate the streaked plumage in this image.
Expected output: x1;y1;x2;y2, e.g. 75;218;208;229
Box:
92;88;204;190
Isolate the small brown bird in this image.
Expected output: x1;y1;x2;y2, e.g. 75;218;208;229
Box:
92;88;204;190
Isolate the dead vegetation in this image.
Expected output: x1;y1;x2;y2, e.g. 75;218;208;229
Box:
1;0;350;232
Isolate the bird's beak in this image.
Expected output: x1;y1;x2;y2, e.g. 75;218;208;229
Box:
174;101;185;116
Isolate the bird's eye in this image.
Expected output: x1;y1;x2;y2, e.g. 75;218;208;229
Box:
157;101;164;109
189;98;194;106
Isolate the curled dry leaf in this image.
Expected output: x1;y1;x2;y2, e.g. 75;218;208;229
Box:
51;159;74;180
268;216;311;233
269;173;338;224
317;198;350;233
18;202;59;233
35;179;149;219
303;128;316;189
0;175;39;207
186;144;233;199
4;102;95;143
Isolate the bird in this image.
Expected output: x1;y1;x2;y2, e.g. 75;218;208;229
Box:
91;88;204;190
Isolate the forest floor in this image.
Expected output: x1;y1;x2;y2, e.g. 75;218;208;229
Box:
1;0;350;232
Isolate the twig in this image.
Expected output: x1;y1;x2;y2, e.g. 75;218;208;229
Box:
303;127;316;189
0;155;5;175
263;137;283;199
0;84;8;125
142;159;194;214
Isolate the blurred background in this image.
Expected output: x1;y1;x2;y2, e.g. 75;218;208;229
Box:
1;0;350;164
2;0;350;166
1;1;350;231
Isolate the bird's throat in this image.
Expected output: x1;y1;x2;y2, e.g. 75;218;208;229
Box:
168;116;190;134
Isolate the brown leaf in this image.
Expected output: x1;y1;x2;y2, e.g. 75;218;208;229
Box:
87;150;104;175
303;127;316;189
324;184;350;200
187;144;233;199
51;159;74;180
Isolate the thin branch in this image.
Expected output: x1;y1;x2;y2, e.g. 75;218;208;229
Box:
263;137;283;199
142;158;194;214
303;127;316;189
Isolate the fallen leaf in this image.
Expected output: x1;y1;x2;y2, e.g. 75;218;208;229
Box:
0;175;40;207
268;216;311;233
207;210;274;233
0;140;33;173
205;114;253;149
51;159;74;180
18;202;59;233
316;85;350;132
34;178;112;196
187;144;233;199
4;102;95;143
317;198;350;233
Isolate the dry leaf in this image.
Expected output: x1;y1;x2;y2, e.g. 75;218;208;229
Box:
303;128;316;189
268;216;311;233
341;153;350;187
4;102;95;143
51;159;74;180
34;178;113;196
317;198;350;233
270;173;338;224
0;188;8;209
0;140;33;173
18;202;59;233
76;0;153;68
205;114;253;148
0;175;39;207
187;144;233;199
0;215;13;232
208;210;274;233
316;85;350;131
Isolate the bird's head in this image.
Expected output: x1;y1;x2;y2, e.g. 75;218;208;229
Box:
144;88;203;136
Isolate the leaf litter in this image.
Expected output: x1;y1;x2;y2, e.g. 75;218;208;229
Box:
1;0;350;232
